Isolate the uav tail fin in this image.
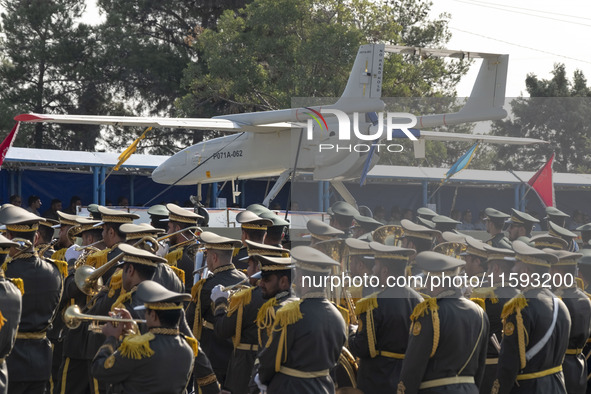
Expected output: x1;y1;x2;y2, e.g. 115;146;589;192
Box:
338;44;385;101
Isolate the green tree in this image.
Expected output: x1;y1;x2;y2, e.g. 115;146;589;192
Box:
0;0;108;150
491;64;591;172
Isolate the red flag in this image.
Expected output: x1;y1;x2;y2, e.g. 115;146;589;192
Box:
527;153;555;207
0;122;20;169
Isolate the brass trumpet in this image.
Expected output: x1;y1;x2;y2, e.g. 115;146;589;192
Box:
372;225;404;246
156;226;202;242
221;278;251;292
63;305;146;330
74;236;158;296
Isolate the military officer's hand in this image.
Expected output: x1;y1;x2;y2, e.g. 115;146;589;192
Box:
211;284;230;302
348;324;358;336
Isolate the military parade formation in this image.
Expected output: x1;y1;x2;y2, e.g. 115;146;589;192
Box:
1;199;591;394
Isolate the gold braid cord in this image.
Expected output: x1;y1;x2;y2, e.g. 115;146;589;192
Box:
410;298;440;357
191;279;207;340
501;294;528;369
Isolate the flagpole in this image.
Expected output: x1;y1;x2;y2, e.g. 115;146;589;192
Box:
507;169;547;208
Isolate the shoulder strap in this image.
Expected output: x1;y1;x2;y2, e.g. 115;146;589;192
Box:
525;297;559;361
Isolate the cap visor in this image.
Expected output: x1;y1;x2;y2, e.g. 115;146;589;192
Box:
250;271;262;280
133;305;146;311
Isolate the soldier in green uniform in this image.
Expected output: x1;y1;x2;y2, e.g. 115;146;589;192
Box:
259;211;290;248
397;251;489;394
351;214;383;239
491;241;571;394
416;207;438;223
212;241;290;394
0;235;21;394
147;204;169;232
256;246;347;393
51;211;79;261
164;203;202;291
547;249;591;394
545;207;570;228
91;280;196;393
470;244;520;394
431;215;461;234
506;209;539;243
483;208;512;249
349;243;422;394
187;231;247;385
0;205;63;394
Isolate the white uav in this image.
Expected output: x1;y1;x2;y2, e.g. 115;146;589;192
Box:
16;44;544;205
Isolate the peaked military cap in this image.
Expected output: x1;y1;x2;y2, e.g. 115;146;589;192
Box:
400;219;440;240
0;233;17;248
512;240;557;267
432;215;461;231
441;231;466;244
529;234;568;250
199;231;241;250
306;219;344;241
87;204;101;220
259;211;290;227
236;210;273;230
56;211;80;227
547;221;577;240
576;223;591;233
251;255;294;272
484;207;510;221
40;218;59;229
507;209;539;225
240;239;290;261
461;236;488;258
353;214;383;232
0;204;45;232
71;217;102;237
414;251;465;272
134;280;191;311
345;238;371;256
117;243;166;267
97;206;140;224
147;204;169;218
327;201;359;218
166;203;203;225
369;242;414;261
417;217;436;229
120;223;165;241
483;243;515;262
417;207;438;219
578;254;591;267
542;249;581;266
545;206;570;219
291;245;340;273
246;204;271;216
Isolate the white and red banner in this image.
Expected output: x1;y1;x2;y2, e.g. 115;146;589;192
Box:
528;153;555;207
0;122;20;169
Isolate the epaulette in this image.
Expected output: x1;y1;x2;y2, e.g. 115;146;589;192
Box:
108;269;123;297
7;278;24;295
191;278;207;340
471;287;498;304
228;286;254;316
111;287;135;312
470;298;486;310
118;332;155;359
87;248;110;269
410;298;439;357
501;294;527;319
165;248;183;267
227;286;255;349
500;293;527;369
168;265;185;284
184;335;199;357
47;258;68;278
355;292;378;316
51;248;67;262
270;299;303;372
335;304;350;326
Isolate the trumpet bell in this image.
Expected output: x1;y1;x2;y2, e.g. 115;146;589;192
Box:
74;265;104;296
313;239;345;264
433;241;467;258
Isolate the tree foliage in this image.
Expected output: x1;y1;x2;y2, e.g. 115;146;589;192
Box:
491;64;591;173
